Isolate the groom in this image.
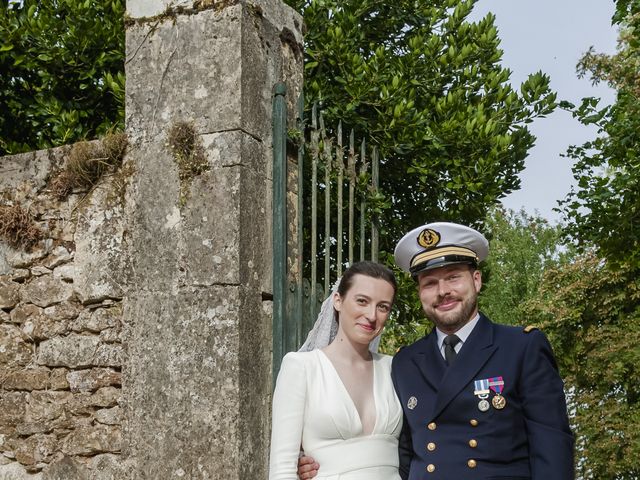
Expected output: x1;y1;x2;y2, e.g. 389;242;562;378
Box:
297;222;574;479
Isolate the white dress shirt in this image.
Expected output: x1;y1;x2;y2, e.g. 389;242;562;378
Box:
435;313;480;360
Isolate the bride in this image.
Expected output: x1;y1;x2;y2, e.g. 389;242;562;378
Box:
269;261;402;480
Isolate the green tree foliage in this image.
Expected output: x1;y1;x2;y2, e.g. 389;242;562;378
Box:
479;207;570;326
526;4;640;475
523;256;640;479
0;0;125;155
559;0;640;268
286;0;557;248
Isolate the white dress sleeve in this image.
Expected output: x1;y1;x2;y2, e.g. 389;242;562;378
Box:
269;352;308;480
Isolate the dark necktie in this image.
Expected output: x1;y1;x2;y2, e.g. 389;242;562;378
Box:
443;334;461;366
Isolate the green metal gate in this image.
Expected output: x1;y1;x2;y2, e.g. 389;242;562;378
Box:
272;82;381;380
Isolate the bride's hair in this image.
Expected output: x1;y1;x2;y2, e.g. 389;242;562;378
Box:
336;261;397;306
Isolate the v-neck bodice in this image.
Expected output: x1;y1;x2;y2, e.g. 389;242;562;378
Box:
269;350;403;479
316;349;378;435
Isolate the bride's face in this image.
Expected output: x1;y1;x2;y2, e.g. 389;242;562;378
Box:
333;274;394;345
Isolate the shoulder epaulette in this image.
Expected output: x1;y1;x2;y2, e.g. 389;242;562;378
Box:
523;325;538;334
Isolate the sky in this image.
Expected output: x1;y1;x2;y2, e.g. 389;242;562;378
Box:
470;0;619;223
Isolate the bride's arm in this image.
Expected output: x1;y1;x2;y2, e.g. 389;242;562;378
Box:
269;353;308;480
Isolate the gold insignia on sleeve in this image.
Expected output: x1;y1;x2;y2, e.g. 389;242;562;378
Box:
523;325;538;333
417;228;441;248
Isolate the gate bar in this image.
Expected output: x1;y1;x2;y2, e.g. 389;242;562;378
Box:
272;82;287;382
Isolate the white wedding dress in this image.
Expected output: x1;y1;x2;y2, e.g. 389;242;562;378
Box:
269;349;403;480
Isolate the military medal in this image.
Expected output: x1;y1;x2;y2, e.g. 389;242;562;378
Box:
474;379;491;412
489;376;506;410
492;394;506;409
407;396;418;410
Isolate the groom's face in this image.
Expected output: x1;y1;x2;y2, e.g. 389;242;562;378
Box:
416;264;481;335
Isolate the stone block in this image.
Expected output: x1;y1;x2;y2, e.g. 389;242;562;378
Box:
42;246;73;269
30;266;52;277
0;277;20;309
0;147;69;196
87;454;129;480
0;460;43;479
92;344;123;368
200;130;264;173
22;312;70;342
99;328;121;343
67;369;121;393
9;304;42;325
6;247;49;270
125;0;302;142
237;286;272;480
124;288;244;478
0;325;33;367
19;276;74;308
126;0;190;19
178;132;271;291
20;391;72;434
179;166;242;287
72;307;120;334
0;392;28;428
1;367;50;391
42;302;82;322
9;269;30;282
49;369;69;390
125;7;243;145
61;425;121;456
36;334;99;368
239;0;303;146
87;387;121;409
123;142;181;292
11;433;57;468
95;407;121;426
52;264;74;281
62;388;120;419
74;178;126;304
41;455;89;480
237;166;272;295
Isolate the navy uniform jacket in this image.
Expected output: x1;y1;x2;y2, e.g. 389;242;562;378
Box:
391;314;574;480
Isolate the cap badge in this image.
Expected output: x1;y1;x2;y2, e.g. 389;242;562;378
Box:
417;228;440;249
407;396;418;410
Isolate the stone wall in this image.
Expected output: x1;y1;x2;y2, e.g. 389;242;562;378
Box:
0;145;128;478
0;0;302;478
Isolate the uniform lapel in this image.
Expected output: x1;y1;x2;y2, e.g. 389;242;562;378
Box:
411;331;446;392
431;315;497;420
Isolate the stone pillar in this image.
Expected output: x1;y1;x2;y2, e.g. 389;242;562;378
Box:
123;1;302;478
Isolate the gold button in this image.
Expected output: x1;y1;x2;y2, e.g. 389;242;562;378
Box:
469;419;478;427
468;459;477;468
426;464;436;473
427;442;436;451
469;439;477;448
427;422;437;430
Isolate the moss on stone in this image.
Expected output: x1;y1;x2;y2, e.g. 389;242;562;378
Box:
167;121;210;206
49;132;129;200
0;202;43;250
